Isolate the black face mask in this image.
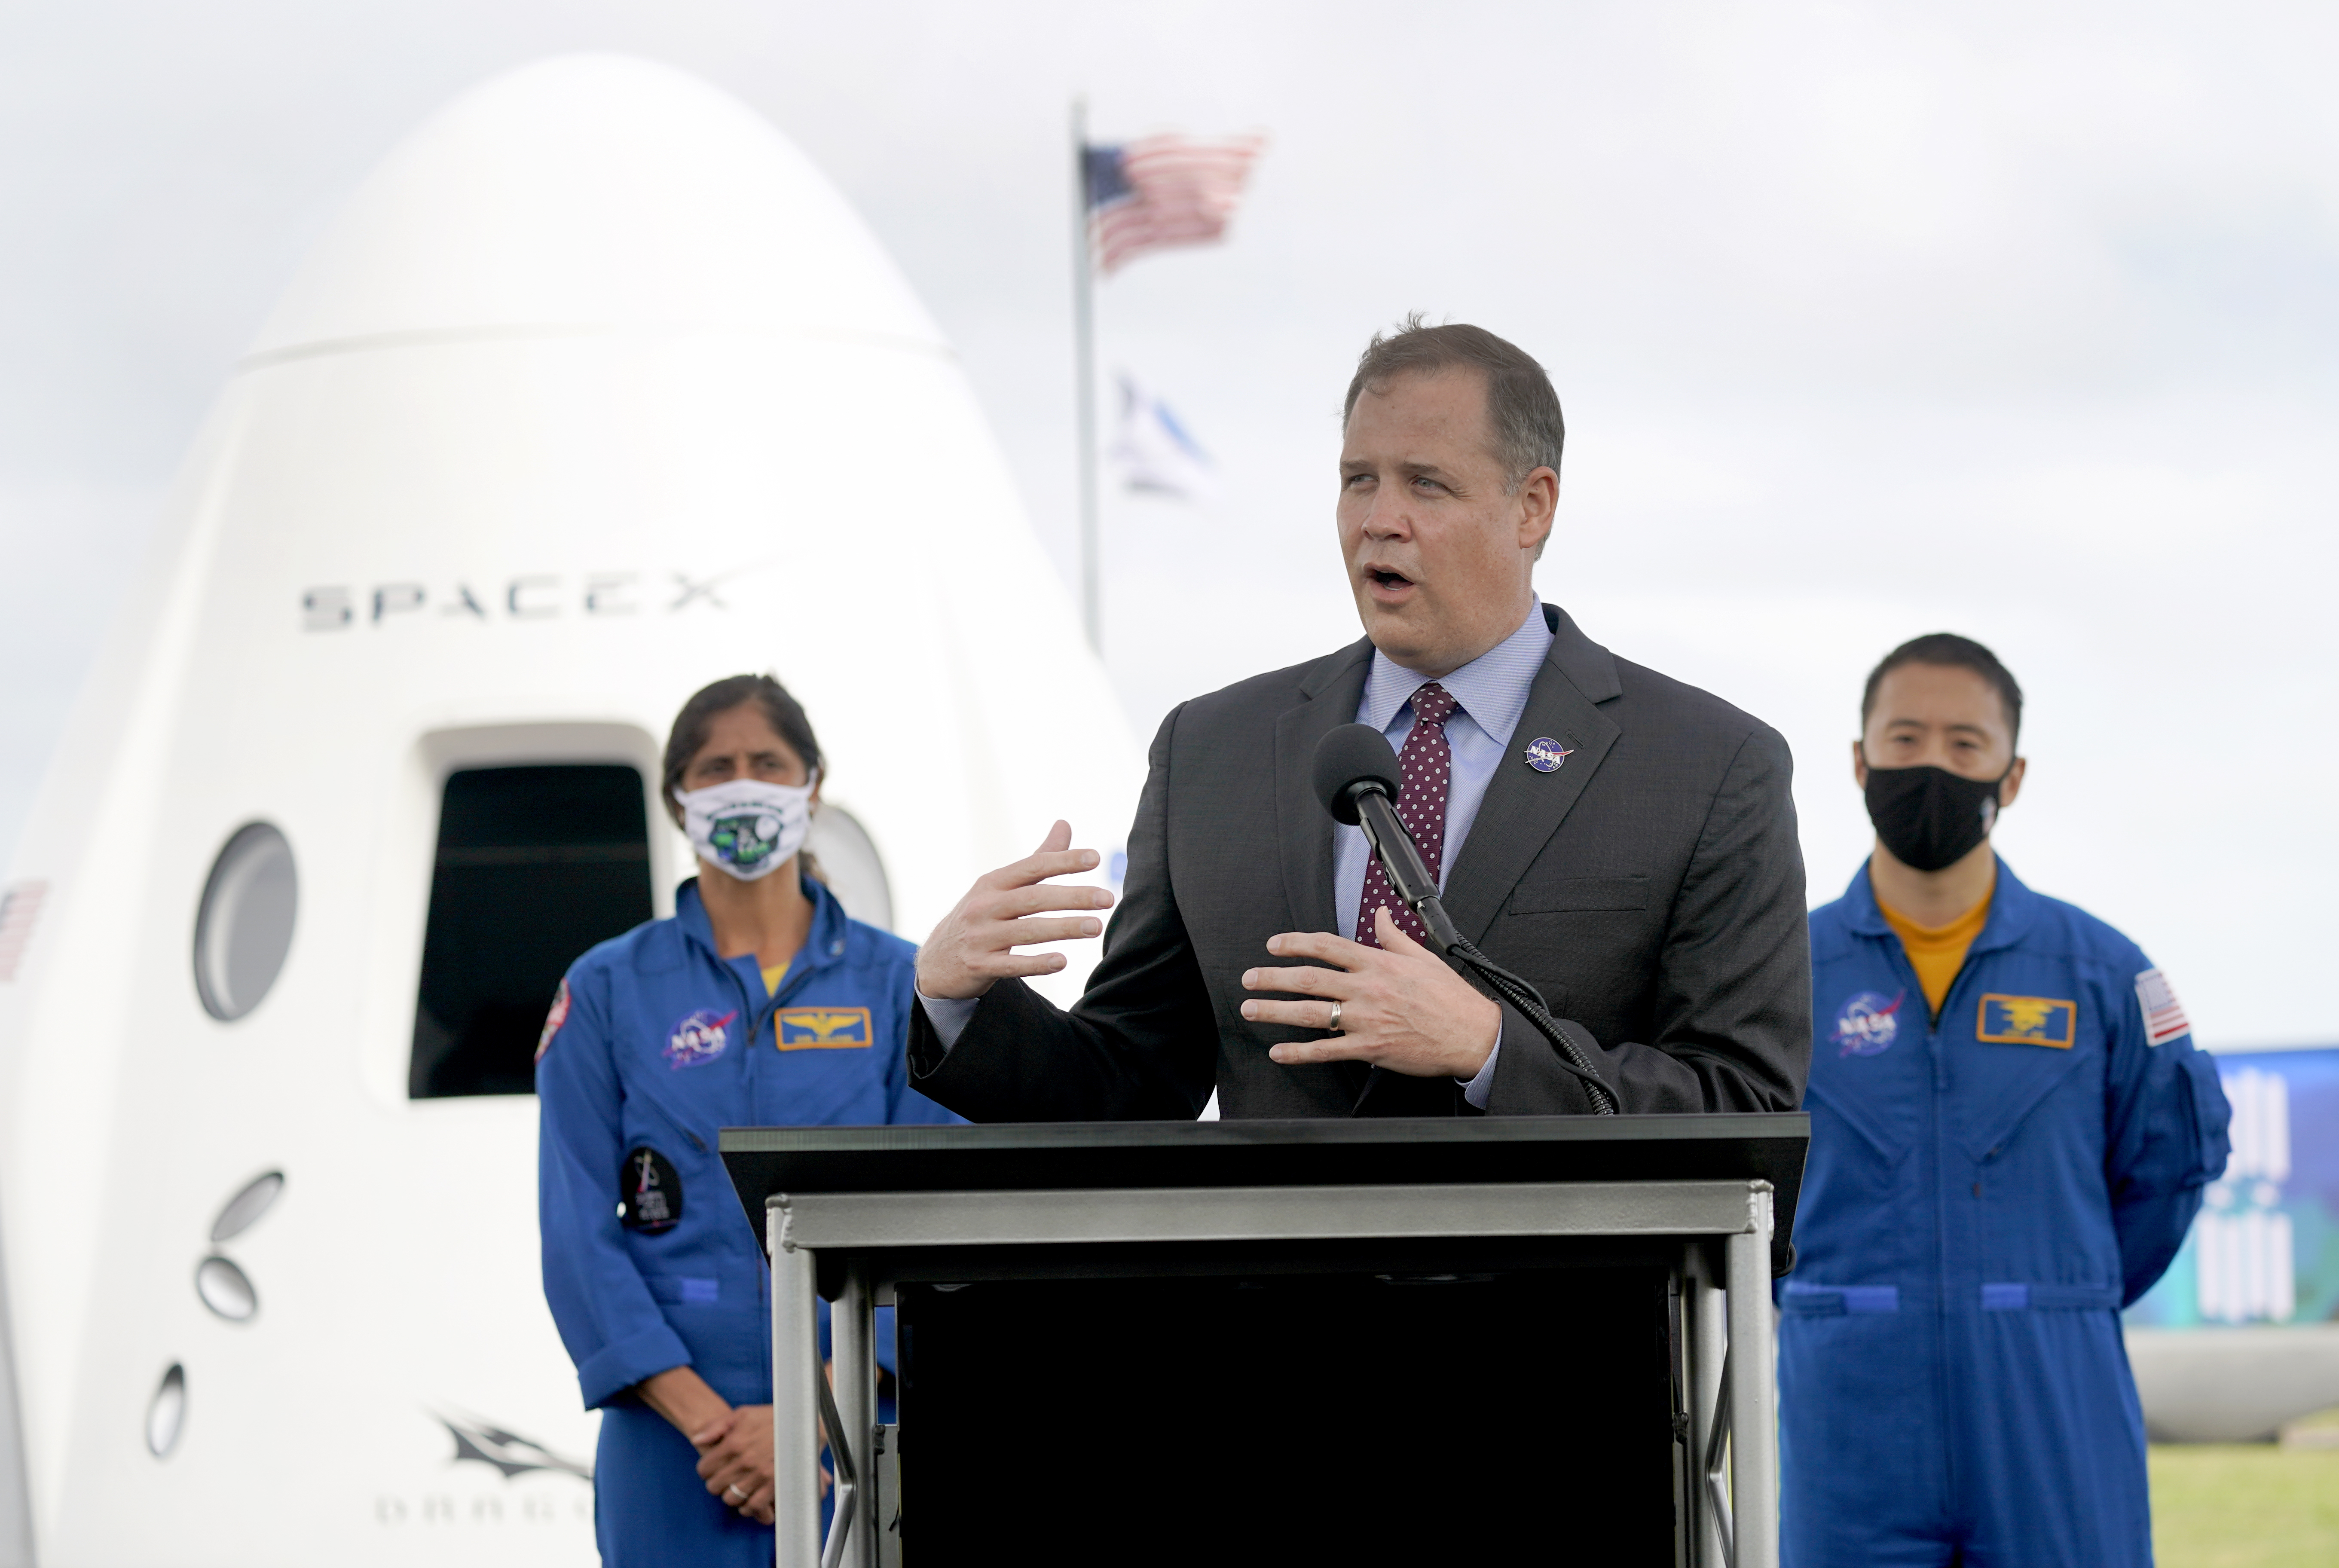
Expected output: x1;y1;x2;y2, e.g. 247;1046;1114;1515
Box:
1863;763;2009;873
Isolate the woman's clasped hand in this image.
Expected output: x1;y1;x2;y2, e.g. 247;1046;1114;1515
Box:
690;1403;785;1525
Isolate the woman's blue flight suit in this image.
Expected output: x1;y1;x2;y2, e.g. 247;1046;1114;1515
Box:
537;875;961;1568
1781;859;2232;1568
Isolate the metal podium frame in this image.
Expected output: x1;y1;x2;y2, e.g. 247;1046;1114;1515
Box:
761;1176;1778;1568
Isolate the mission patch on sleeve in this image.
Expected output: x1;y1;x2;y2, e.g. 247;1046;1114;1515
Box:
618;1146;682;1233
535;978;571;1063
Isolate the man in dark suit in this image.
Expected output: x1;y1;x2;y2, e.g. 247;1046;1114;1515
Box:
912;320;1810;1119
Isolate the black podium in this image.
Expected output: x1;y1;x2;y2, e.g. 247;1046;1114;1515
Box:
725;1115;1804;1568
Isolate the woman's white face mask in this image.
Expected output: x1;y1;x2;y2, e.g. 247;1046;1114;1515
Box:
674;774;817;883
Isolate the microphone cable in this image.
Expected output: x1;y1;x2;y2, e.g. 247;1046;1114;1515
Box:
1435;929;1618;1117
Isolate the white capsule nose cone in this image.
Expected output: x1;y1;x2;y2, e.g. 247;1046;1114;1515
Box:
248;53;945;359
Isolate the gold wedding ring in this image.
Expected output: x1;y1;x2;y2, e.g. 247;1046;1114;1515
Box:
1327;1001;1343;1033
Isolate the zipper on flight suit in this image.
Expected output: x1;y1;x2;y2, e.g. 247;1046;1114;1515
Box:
685;913;854;1400
1912;943;1960;1519
727;943;833;1398
1872;929;1964;1524
1922;942;1991;1532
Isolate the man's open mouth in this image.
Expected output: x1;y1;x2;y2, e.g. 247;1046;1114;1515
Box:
1367;568;1413;590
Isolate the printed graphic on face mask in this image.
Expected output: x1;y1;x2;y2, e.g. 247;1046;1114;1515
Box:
716;808;780;865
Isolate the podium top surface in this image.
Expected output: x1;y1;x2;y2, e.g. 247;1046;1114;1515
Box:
722;1113;1809;1250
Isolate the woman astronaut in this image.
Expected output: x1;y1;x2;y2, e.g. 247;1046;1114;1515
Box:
536;674;959;1565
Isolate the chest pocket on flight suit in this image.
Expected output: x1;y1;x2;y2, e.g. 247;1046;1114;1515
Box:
1956;992;2093;1165
1805;979;1926;1172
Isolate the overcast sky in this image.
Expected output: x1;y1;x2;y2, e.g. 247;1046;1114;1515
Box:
3;0;2335;1045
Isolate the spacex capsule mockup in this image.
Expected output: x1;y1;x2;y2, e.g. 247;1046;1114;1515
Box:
0;55;1139;1565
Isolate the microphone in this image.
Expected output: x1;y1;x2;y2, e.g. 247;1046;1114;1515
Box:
1310;723;1619;1116
1312;724;1462;953
1310;722;1400;826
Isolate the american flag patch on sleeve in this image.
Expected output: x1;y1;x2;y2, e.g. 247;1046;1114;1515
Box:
2135;968;2191;1046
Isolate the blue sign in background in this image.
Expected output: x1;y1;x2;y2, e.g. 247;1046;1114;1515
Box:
2125;1047;2339;1329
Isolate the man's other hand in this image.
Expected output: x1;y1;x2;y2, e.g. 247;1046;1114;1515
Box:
915;821;1117;1001
1240;907;1499;1079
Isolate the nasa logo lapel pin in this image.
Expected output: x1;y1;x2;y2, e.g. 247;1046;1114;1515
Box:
1523;737;1574;773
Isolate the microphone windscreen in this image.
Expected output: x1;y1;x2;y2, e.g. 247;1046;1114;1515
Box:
1312;724;1403;825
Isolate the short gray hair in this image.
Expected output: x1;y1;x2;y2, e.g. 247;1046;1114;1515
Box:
1342;315;1565;492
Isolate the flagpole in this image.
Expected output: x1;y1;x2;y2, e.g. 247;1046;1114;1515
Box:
1070;96;1101;655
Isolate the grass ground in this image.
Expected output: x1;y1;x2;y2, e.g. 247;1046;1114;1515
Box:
2150;1440;2339;1568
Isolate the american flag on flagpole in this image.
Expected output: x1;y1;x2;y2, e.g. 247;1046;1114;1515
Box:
1083;134;1266;275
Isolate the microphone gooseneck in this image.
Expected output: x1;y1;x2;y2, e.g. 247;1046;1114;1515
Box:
1311;724;1620;1116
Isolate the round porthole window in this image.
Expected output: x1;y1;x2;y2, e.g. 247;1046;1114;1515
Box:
193;823;298;1021
195;1256;257;1322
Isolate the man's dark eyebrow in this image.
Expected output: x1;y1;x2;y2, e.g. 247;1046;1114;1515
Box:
1881;717;1997;738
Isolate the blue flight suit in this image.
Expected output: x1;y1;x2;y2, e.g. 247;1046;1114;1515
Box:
537;876;961;1568
1782;859;2231;1568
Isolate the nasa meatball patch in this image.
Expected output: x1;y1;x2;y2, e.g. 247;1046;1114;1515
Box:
535;978;571;1063
618;1146;682;1233
1831;990;1904;1057
664;1008;735;1069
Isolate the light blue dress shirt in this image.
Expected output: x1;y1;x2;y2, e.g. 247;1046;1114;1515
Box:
922;602;1555;1109
1338;602;1553;1106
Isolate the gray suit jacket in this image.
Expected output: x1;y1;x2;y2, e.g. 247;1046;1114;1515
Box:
909;604;1811;1119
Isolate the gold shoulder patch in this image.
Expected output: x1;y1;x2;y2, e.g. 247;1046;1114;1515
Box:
776;1006;873;1050
1976;994;2078;1049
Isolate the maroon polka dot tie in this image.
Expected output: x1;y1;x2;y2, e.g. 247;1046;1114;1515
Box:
1355;682;1459;950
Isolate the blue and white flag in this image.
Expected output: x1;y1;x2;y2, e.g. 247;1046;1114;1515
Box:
1109;373;1217;504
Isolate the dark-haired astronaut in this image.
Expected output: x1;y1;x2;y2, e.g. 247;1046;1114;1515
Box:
1781;634;2231;1568
537;674;958;1568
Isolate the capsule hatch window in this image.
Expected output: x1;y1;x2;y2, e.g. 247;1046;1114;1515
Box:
410;764;653;1098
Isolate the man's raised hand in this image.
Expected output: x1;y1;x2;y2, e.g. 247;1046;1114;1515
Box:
915;822;1117;1002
